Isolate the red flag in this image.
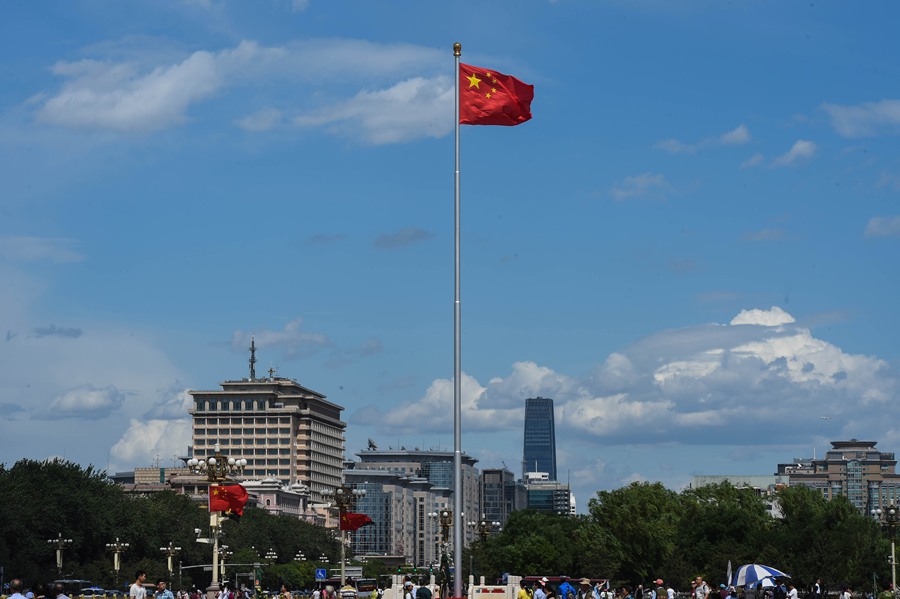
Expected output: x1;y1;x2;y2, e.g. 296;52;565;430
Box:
459;63;533;126
340;512;374;531
209;484;249;516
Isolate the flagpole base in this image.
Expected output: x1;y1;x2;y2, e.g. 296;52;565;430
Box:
206;583;220;599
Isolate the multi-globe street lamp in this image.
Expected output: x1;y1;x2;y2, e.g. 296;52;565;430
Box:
322;484;366;587
872;504;900;594
160;542;182;582
265;549;278;564
47;533;73;577
428;509;454;597
106;537;130;586
468;515;500;543
187;443;246;598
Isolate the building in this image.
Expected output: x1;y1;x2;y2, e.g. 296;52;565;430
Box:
778;439;900;514
480;467;526;527
188;338;346;503
523;472;572;514
689;474;788;518
522;397;557;481
344;446;480;567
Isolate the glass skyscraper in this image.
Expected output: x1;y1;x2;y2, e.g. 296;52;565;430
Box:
522;396;557;481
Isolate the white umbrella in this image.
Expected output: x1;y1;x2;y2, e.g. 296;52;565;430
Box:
751;579;776;589
733;564;790;587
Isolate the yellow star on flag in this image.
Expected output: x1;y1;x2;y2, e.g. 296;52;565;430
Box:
467;73;482;89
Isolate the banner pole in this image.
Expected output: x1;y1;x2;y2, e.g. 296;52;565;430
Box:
452;41;463;599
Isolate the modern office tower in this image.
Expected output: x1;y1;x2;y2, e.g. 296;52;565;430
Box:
523;471;572;514
480;467;526;527
346;447;480;566
188;338;346;503
522;396;557;480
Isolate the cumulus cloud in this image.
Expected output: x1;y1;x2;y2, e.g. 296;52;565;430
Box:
822;99;900;137
374;227;434;249
772;140;816;167
720;124;751;145
143;385;194;420
109;417;193;471
865;216;900;238
0;236;83;263
230;319;329;360
611;172;671;201
40;384;127;419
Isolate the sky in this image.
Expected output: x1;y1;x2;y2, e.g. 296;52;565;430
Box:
2;0;900;513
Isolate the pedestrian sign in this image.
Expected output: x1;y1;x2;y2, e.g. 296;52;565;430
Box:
316;568;327;581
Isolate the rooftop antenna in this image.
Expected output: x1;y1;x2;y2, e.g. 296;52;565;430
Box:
249;335;257;380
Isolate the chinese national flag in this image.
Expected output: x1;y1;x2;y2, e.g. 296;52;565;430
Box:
340;512;374;531
459;63;533;126
209;484;249;517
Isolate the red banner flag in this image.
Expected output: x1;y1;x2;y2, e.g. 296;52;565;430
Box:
209;484;249;516
340;512;374;531
459;63;533;126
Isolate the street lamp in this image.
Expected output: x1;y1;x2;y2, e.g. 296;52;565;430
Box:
218;545;233;583
106;537;130;586
265;549;278;564
47;533;73;577
322;484;366;587
187;443;246;599
428;510;454;598
467;514;500;543
294;551;306;562
160;542;182;582
873;505;900;593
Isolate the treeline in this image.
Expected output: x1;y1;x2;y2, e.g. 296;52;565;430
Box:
468;482;889;593
1;460;892;594
0;459;341;591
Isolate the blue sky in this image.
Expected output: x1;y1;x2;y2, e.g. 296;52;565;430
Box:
2;0;900;512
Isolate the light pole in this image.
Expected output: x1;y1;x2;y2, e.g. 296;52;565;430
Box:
218;545;233;584
47;533;73;577
294;551;306;562
468;514;499;543
428;509;453;598
160;542;182;582
323;484;366;587
873;505;900;594
265;549;277;564
187;443;247;599
106;537;130;586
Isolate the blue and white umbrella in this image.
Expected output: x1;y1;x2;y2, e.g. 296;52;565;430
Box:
732;564;789;587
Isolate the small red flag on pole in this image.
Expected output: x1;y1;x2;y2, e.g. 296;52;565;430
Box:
459;63;534;126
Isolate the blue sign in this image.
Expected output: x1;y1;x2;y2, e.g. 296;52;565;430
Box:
315;569;327;581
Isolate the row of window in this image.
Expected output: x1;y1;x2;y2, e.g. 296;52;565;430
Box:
195;438;291;446
195;399;272;412
195;417;291;425
196;427;291;436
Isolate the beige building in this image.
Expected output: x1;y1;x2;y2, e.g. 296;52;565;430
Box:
188;341;346;503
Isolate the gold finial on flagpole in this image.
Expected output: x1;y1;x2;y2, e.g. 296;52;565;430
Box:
453;42;461;56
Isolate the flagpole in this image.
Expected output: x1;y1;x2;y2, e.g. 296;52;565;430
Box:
452;41;463;599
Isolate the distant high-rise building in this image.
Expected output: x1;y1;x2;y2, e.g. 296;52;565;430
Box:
522;396;557;480
188;338;346;503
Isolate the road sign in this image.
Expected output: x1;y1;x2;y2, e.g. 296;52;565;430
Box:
315;569;327;581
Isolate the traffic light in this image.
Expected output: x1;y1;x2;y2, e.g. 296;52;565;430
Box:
397;567;402;573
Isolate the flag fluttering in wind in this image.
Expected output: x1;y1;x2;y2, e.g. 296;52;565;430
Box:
209;484;249;518
340;512;374;531
459;63;533;126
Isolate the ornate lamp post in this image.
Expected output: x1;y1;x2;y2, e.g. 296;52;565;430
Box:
468;514;499;543
106;537;130;586
218;545;233;583
187;443;247;599
160;542;182;582
265;549;277;564
873;505;900;594
322;484;366;587
294;551;306;562
428;509;453;597
47;533;73;577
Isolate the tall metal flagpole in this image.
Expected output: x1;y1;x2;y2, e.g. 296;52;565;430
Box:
452;41;463;599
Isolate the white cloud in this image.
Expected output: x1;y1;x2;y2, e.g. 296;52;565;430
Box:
41;384;126;419
109;418;193;471
822;99;900;137
293;76;453;144
0;236;83;263
610;172;671;201
741;153;764;168
720;124;750;145
144;386;194;420
865;216;900;238
653;139;696;154
230;319;329;360
772;139;816;167
730;306;795;326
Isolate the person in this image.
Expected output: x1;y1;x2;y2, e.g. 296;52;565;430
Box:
841;586;852;599
786;583;798;599
694;578;710;599
416;583;433;599
52;583;70;599
578;579;593;599
404;582;415;599
9;579;28;599
156;582;174;599
666;585;675;599
535;580;549;599
877;584;892;599
560;579;577;599
654;580;665;599
132;571;148;599
341;579;358;599
313;587;322;599
812;580;823;599
519;581;533;599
